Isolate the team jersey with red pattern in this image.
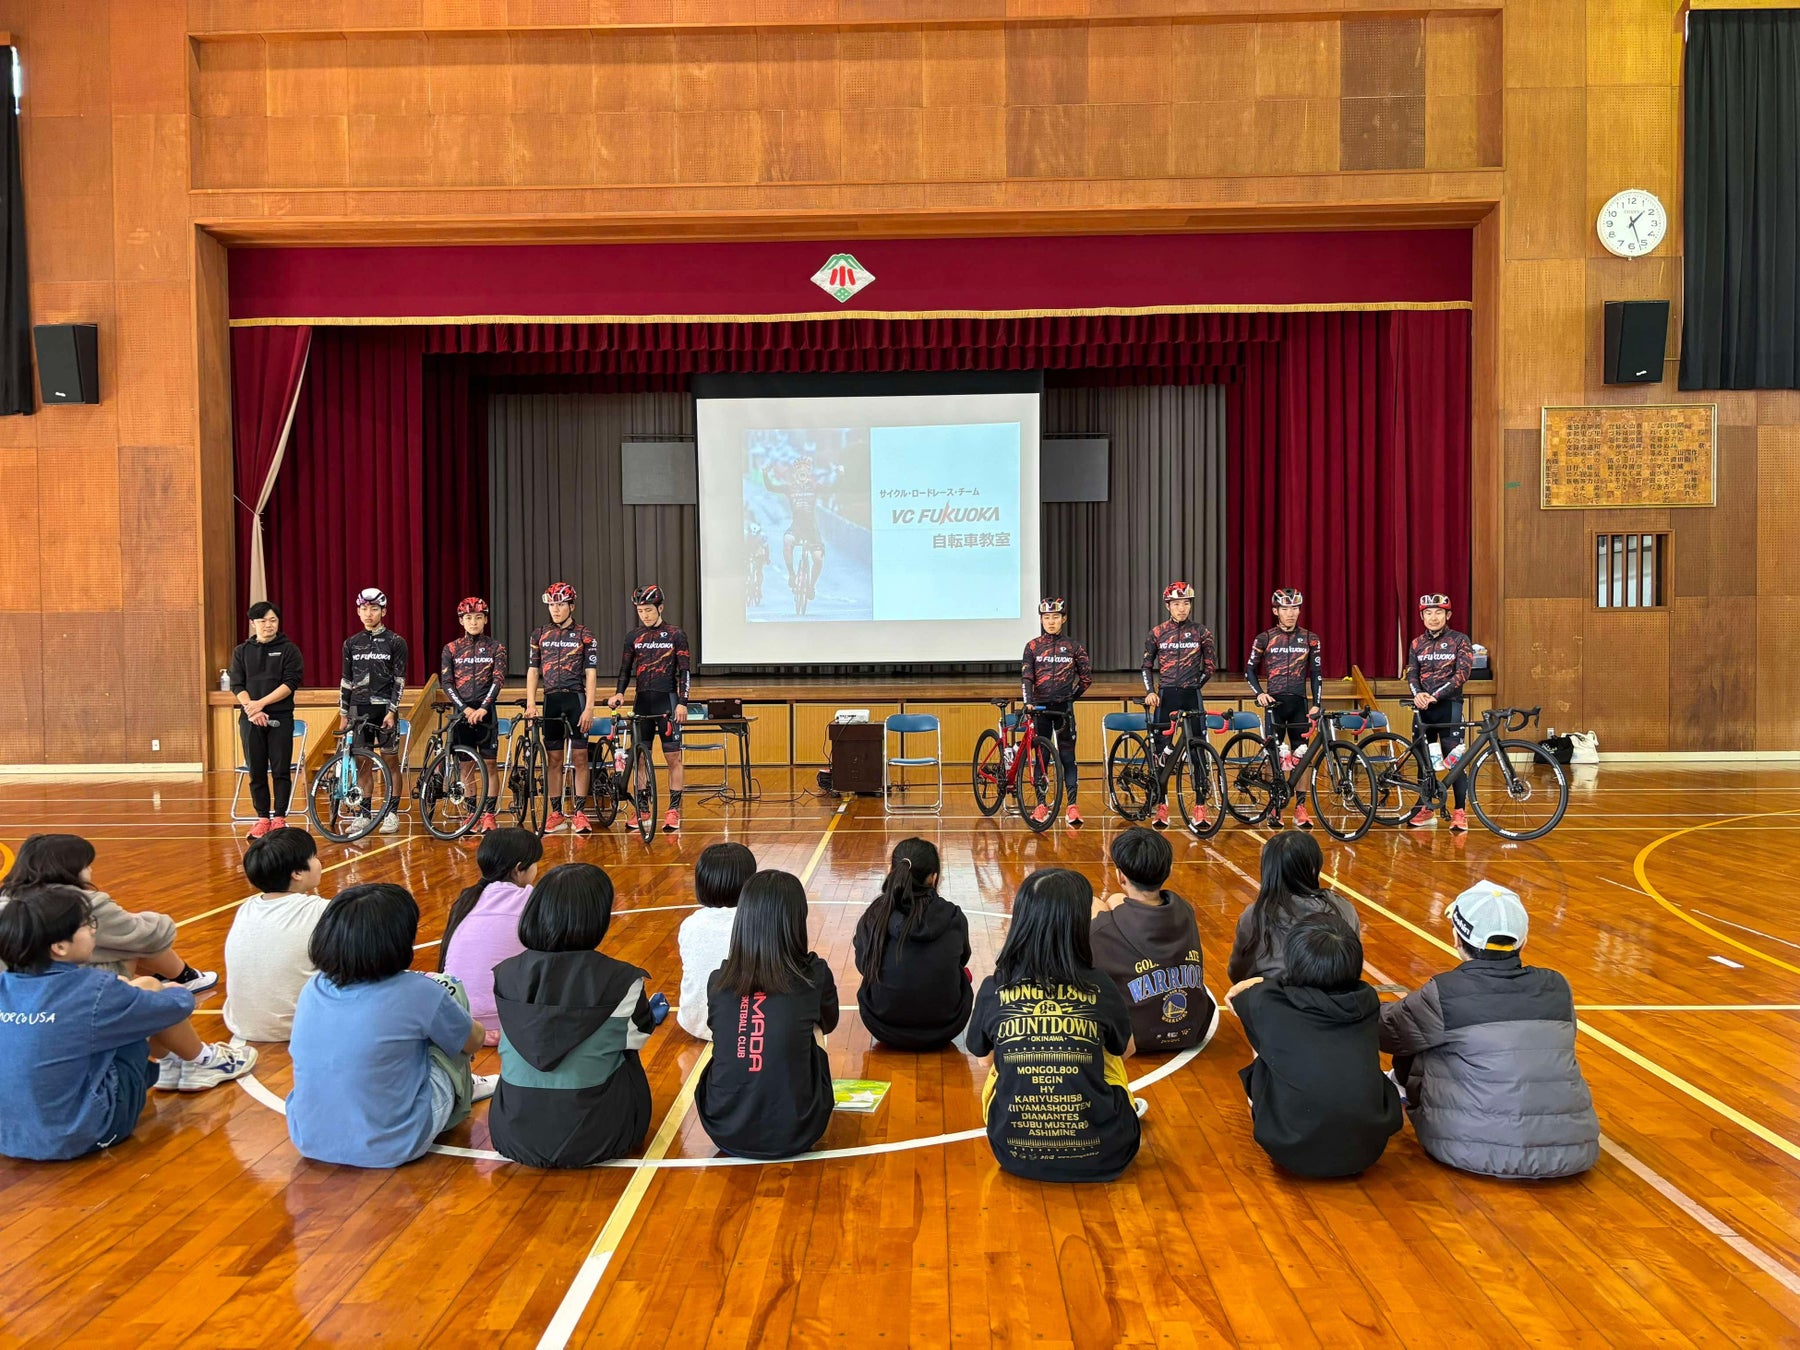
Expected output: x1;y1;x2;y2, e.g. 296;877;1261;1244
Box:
1141;619;1217;692
1246;626;1323;703
440;634;507;711
617;625;691;700
1406;627;1475;700
529;621;598;693
1021;634;1093;705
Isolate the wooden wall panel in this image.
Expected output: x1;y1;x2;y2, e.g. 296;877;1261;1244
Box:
1670;425;1757;599
122;610;206;761
113;116;192;282
120;444;202;612
1667;597;1756;753
1581;610;1669;751
1503;87;1585;260
1503;597;1584;730
1501;428;1586;599
1758;427;1800;596
0;614;46;764
38;613;130;763
741;702;792;767
1500;260;1585;427
0;451;39;613
1756;597;1800;751
37;447;123;613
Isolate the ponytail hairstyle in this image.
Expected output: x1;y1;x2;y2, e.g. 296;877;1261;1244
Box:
438;827;544;970
0;884;94;973
856;837;940;976
1234;830;1328;982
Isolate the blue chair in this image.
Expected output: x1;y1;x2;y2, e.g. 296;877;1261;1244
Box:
883;713;943;814
1228;710;1263;732
669;703;729;790
1338;710;1390;733
231;717;308;821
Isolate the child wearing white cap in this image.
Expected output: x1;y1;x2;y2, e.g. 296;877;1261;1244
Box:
1379;880;1599;1179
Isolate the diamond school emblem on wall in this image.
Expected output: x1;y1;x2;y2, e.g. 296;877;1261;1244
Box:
811;253;875;303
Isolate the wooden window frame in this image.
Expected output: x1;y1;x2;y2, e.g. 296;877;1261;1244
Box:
1589;530;1673;612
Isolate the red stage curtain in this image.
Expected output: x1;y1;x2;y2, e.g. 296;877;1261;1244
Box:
1227;310;1470;679
230;325;312;609
264;328;426;687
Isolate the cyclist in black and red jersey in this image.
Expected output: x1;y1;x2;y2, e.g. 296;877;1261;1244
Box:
525;581;599;835
440;596;507;834
1406;592;1476;832
1141;581;1217;831
340;587;409;835
1021;597;1093;829
769;453;838;604
607;584;692;834
746;520;771;607
1246;587;1324;830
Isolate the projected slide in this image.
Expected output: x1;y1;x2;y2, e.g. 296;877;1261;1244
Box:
699;391;1041;665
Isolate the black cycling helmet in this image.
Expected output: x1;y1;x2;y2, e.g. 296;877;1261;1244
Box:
542;582;577;605
633;584;664;608
1271;588;1304;607
1038;597;1067;616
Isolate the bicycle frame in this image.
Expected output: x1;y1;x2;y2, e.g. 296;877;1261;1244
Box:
991;701;1062;794
1407;706;1538;805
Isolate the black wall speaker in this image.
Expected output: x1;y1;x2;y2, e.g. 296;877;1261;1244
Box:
1603;300;1669;385
33;323;100;404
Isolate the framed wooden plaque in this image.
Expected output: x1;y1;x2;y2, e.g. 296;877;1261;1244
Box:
1540;404;1717;509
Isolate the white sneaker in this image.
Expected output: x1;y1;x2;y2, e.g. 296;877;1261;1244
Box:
167;968;218;996
153;1056;183;1092
379;812;400;835
472;1073;499;1103
177;1042;259;1092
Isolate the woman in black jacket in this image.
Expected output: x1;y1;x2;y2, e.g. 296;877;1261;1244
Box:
229;601;304;836
854;838;972;1051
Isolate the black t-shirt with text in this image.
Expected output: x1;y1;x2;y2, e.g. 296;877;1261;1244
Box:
965;968;1139;1183
696;954;839;1160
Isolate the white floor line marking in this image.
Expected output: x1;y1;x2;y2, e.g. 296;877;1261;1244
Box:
1579;1004;1800;1012
1688;910;1800;952
1711;955;1747;969
174;837;411;928
1600;1135;1800;1299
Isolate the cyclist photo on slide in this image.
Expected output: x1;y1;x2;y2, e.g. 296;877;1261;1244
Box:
745;520;770;607
743;427;873;622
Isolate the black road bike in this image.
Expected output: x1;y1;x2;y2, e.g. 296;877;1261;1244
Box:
1359;705;1569;841
1218;711;1380;841
1105;704;1227;839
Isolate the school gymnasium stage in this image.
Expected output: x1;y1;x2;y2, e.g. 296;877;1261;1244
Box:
3;764;1800;1347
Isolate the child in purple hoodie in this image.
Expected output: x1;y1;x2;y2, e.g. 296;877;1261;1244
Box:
440;829;543;1042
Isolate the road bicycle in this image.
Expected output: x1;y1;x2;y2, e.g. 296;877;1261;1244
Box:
414;701;490;841
791;543;819;617
1359;705;1569;841
307;714;398;843
1218;710;1379;841
970;699;1067;832
591;708;662;844
1104;704;1227;839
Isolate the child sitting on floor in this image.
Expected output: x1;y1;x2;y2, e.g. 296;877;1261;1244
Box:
854;837;972;1051
490;862;669;1168
0;885;256;1161
1380;880;1599;1179
1225;830;1360;984
287;883;496;1168
223;827;328;1042
1091;827;1216;1054
0;834;216;993
677;842;756;1040
440;828;544;1044
966;868;1141;1184
696;870;839;1160
1227;912;1401;1178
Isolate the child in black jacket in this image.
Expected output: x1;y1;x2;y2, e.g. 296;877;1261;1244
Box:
854;838;971;1051
1226;912;1401;1178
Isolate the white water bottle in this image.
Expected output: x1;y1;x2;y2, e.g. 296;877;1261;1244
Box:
1443;743;1467;770
1428;742;1445;771
1003;745;1017;772
614;743;628;774
218;668;231;692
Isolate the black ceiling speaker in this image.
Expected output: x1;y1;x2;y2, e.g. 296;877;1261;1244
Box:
1603;301;1669;385
33;323;100;404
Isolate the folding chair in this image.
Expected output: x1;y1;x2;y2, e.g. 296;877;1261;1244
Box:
883;713;943;814
230;718;308;821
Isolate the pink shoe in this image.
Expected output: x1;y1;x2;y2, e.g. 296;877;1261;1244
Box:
1294;802;1313;830
1065;804;1084;827
545;811;566;834
1152;802;1170;829
247;818;272;839
1408;805;1437;828
270;816;287;830
476;812;496;834
572;811;592;835
1030;803;1051;825
662;808;681;833
1450;808;1468;832
1188;805;1210;831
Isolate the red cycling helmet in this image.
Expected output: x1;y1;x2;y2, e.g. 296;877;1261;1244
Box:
1271;588;1304;607
1418;592;1452;611
542;582;577;605
633;584;665;608
1038;597;1067;615
1162;581;1195;602
456;596;489;616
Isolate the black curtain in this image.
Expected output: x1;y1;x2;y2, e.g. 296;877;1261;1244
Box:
0;49;31;417
1681;11;1800;390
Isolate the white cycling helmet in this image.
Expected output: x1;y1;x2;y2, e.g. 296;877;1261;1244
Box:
355;587;388;609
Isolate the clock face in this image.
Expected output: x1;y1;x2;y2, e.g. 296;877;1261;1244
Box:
1598;189;1667;258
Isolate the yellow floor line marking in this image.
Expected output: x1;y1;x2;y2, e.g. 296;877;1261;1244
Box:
1633;808;1800;976
535;801;850;1350
172;836;412;928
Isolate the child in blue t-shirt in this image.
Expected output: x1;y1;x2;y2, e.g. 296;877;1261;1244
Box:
287;883;496;1168
0;885;258;1162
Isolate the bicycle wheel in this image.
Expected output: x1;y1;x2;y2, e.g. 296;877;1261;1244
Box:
308;750;392;843
1468;740;1569;841
1219;731;1277;825
418;746;485;841
1309;742;1378;842
587;744;621;829
1105;732;1156;821
631;745;658;843
1015;737;1064;831
1359;732;1427;826
506;739;547;834
970;729;1007;817
793;552;813;617
1175;740;1226;839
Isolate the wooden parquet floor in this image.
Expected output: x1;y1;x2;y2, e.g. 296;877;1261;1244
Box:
3;765;1800;1348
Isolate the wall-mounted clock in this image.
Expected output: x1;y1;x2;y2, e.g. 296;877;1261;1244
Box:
1597;189;1668;258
